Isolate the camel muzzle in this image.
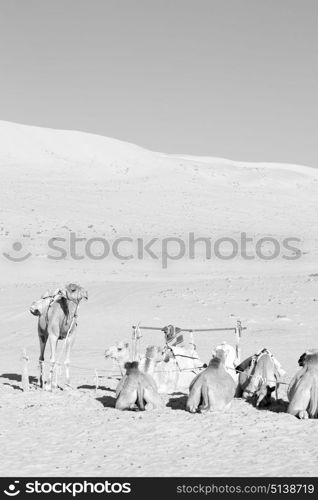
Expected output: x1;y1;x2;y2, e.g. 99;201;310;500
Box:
30;306;41;316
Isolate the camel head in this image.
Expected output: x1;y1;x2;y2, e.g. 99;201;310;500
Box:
161;343;199;364
61;283;88;303
161;344;174;363
104;342;130;363
215;342;237;367
30;291;54;316
242;351;278;406
145;345;163;362
298;349;318;367
255;385;275;408
242;374;263;401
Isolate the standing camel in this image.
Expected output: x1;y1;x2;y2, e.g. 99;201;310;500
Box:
30;283;88;390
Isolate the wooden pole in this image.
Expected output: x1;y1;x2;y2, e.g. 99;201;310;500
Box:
132;325;247;333
20;348;30;392
132;326;137;361
235;320;243;364
94;370;99;395
132;322;142;361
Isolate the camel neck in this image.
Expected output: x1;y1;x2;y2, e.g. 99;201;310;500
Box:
68;299;78;315
62;298;79;319
144;356;156;373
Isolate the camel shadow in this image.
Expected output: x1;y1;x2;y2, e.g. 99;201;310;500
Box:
0;373;38;391
78;384;116;393
241;395;288;414
166;394;188;410
264;398;289;414
96;395;116;408
2;382;23;391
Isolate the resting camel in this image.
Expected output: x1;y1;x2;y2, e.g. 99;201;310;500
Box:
104;342;131;376
236;348;284;407
140;345;197;393
186;355;236;413
159;343;204;393
115;361;160;411
30;283;88;390
214;341;240;383
298;348;318;367
104;341;204;393
287;350;318;419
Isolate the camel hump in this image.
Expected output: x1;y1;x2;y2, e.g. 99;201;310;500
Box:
208;356;222;368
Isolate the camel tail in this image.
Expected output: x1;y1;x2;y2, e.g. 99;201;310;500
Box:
308;375;318;418
137;382;145;411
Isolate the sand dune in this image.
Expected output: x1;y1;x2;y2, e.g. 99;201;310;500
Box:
0;121;317;476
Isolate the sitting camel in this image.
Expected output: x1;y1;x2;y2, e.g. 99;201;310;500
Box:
186;355;236;413
236;348;285;407
30;283;88;390
140;345;192;393
104;342;131;376
104;341;204;393
157;343;204;393
214;341;240;383
287;349;318;419
115;361;160;411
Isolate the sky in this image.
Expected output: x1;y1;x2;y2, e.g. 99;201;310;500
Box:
0;0;317;167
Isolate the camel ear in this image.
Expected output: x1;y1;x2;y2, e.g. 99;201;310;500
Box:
298;353;306;366
59;288;67;298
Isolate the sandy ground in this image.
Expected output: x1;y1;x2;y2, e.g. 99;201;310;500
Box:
0;277;317;477
0;381;317;477
0;122;318;476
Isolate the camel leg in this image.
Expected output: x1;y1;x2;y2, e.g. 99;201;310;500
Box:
198;385;210;413
187;384;201;413
223;401;232;412
38;333;47;388
115;390;138;410
298;410;309;419
144;389;159;410
287;389;311;419
64;334;76;389
46;333;58;391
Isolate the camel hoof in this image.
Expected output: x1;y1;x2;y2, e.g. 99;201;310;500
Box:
145;403;154;411
198;404;209;413
187;406;197;413
298;410;309;420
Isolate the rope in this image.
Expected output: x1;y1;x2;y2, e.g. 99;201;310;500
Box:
34;355;293;382
34;360;292;385
226;365;291;386
32;344;293;386
38;359;121;373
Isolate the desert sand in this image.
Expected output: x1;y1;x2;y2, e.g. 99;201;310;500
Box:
0;121;317;476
